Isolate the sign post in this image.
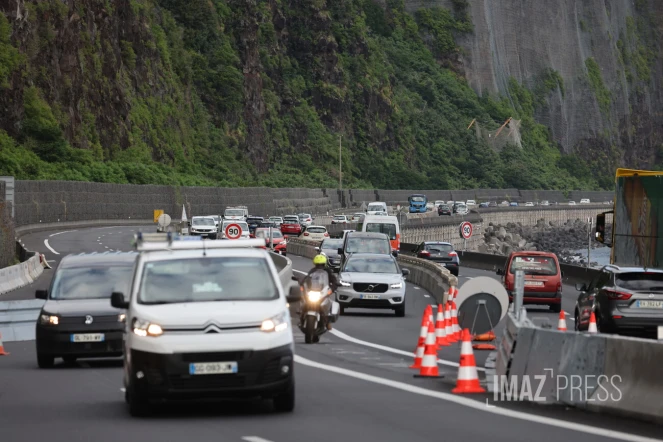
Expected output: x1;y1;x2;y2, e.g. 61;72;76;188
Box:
587;217;592;268
459;221;473;253
153;210;164;223
514;270;524;320
224;223;242;240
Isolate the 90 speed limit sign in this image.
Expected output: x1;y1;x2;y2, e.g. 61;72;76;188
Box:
225;223;242;240
459;221;473;239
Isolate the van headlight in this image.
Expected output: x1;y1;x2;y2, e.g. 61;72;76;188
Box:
132;318;163;337
118;313;126;323
39;313;59;326
260;311;288;332
390;282;403;289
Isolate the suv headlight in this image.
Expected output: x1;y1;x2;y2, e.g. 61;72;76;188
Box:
390;282;403;289
132;318;163;337
39;313;59;326
339;280;351;287
260;311;288;332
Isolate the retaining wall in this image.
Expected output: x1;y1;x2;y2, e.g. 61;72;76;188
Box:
0;180;15;268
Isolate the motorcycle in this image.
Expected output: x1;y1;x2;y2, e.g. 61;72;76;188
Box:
298;271;340;344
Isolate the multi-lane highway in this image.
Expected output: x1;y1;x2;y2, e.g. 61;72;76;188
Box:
2;226;662;442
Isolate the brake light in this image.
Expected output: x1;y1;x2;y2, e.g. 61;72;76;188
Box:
605;289;632;300
324;232;329;237
304;232;309;236
419;251;431;257
448;251;457;257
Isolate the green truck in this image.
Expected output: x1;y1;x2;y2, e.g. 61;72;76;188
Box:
595;169;663;268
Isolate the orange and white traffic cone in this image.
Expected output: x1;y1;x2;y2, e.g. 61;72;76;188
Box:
0;332;9;356
446;286;454;304
587;311;598;333
410;307;432;369
435;304;451;346
451;301;461;340
557;311;568;331
414;321;443;378
452;329;485;393
444;303;456;342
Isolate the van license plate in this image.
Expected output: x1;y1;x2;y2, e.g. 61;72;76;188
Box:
70;333;105;343
636;301;663;308
524;281;544;286
360;294;380;300
189;362;238;375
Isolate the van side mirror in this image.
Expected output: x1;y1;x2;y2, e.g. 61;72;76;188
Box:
337;248;343;255
35;289;48;300
315;247;320;251
575;283;587;292
401;268;410;277
595;211;612;246
287;285;302;303
111;292;129;309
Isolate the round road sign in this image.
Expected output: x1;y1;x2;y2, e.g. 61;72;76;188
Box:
225;223;242;240
460;221;473;239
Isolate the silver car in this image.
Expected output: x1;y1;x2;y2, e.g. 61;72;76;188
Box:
336;254;409;317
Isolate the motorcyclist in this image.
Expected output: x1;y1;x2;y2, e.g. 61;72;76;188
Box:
301;254;339;330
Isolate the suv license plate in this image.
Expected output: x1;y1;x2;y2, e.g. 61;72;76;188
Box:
189;362;238;375
360;294;380;300
70;333;105;343
636;300;663;308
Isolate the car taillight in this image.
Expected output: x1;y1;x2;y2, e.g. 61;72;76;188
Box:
304;232;309;236
605;289;632;300
556;282;562;294
419;251;431;257
324;233;329;237
448;251;457;257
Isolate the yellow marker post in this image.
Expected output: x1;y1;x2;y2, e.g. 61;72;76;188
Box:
153;210;164;223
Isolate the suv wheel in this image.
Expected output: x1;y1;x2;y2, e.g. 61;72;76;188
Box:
394;306;405;317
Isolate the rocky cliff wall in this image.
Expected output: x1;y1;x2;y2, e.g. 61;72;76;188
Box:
404;0;663;175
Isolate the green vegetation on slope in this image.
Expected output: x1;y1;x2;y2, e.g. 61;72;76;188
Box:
0;0;604;190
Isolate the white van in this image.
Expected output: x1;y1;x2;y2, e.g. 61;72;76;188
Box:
357;215;400;250
366;202;388;215
110;234;301;416
224;207;248;221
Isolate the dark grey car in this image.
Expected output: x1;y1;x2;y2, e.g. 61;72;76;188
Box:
35;252;137;368
317;238;344;272
574;265;663;337
337;232;396;270
413;241;460;276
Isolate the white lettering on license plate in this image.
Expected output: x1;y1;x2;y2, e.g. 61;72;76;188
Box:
360;294;380;300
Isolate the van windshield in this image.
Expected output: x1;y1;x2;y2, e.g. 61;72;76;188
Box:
224;209;244;216
410;196;425;202
138;257;277;304
346;237;391;254
368;205;384;211
509;256;557;276
51;266;134;300
365;223;397;240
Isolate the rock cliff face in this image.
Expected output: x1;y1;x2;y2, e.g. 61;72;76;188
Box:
405;0;663;183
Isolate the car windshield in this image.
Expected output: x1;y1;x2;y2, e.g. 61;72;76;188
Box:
223;222;248;231
368;205;384;211
50;266;134;300
247;218;262;224
410;196;425;202
344;257;398;274
284;217;299;223
439;205;449;210
256;230;283;238
298;214;311;219
270;217;282;222
192;218;214;226
510;256;558;275
321;239;343;250
346;237;391;254
426;243;453;253
616;273;663;291
224;209;244;216
334;216;346;220
307;227;326;234
457;204;467;209
365;223;397;240
138;257;277;304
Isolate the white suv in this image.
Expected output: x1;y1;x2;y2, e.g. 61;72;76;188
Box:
111;234;301;416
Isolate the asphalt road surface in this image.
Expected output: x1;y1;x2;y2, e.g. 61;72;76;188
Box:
1;227;661;442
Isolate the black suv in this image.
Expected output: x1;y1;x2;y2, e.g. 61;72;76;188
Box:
574;265;663;336
337;232;396;270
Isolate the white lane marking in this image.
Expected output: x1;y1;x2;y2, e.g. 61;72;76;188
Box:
413;287;420;290
120;388;126;393
423;294;430;298
329;328;482;371
242;437;274;442
43;240;60;255
293;269;306;275
50;230;77;237
564;311;575;321
104;246;109;249
294;355;662;442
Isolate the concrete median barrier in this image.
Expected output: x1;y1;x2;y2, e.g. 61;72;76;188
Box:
492;310;663;424
0;252;43;297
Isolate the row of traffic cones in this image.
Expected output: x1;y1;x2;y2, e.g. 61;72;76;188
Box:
410;287;485;393
557;310;597;333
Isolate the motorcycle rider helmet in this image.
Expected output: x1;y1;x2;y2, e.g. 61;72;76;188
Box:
313;254;327;267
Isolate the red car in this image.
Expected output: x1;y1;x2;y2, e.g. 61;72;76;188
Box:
280;216;302;236
254;228;287;249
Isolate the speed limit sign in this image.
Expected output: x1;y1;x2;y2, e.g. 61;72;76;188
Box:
225;223;242;240
459;221;473;239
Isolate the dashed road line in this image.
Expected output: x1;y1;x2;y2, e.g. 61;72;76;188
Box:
242;437;275;442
